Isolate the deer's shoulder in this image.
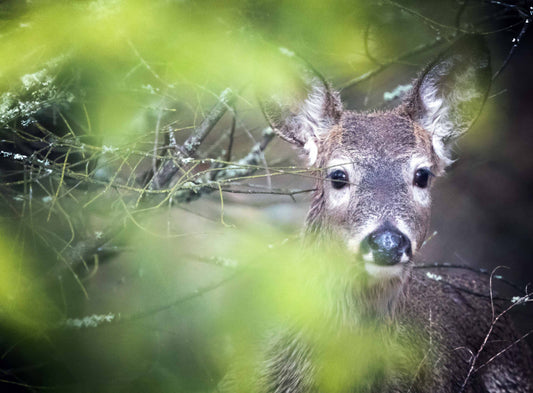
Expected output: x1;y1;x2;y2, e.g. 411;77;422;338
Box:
403;268;510;339
398;268;533;393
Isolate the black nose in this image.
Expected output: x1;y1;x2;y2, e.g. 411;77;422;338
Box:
361;226;412;266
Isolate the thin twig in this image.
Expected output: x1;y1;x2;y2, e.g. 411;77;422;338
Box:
48;222;125;280
487;1;530;18
219;187;314;198
384;0;473;33
127;39;169;87
364;23;381;66
414;263;525;293
474;329;533;373
152;107;164;189
61;271;241;329
458;268;529;393
340;38;445;89
492;18;530;80
455;0;470;29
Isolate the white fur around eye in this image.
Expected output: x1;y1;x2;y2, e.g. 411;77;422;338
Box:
325;157;354;209
408;156;433;207
413;186;431;207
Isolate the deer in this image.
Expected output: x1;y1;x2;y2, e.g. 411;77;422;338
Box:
218;36;533;393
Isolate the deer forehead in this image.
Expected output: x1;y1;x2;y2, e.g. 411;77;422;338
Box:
321;111;435;167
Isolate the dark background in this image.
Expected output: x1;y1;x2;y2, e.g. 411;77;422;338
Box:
421;32;533;286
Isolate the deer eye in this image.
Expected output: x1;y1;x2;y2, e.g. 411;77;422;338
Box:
413;168;433;188
329;169;348;189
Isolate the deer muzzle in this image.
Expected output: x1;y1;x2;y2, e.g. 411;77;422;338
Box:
361;225;412;266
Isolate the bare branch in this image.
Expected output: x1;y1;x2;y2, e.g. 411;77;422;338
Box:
47;222;124;280
225;106;237;162
165;127;276;204
148;88;236;190
183;88;236;156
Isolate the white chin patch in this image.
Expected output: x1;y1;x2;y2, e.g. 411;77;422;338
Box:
362;252;373;262
364;263;404;279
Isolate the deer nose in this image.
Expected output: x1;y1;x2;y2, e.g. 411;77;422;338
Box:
362;227;412;266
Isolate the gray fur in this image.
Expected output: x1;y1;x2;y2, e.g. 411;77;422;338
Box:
220;37;532;392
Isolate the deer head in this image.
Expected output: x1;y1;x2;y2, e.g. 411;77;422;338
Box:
265;37;491;293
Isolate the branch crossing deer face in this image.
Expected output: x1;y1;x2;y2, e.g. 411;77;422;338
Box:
266;36;491;285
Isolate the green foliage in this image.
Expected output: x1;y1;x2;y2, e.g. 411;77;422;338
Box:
0;233;60;333
0;0;522;391
0;221;426;392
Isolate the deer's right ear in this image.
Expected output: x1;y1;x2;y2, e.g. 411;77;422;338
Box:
261;83;342;166
405;36;491;167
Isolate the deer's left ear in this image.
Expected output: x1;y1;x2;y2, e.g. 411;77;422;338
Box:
262;82;343;166
405;36;491;167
